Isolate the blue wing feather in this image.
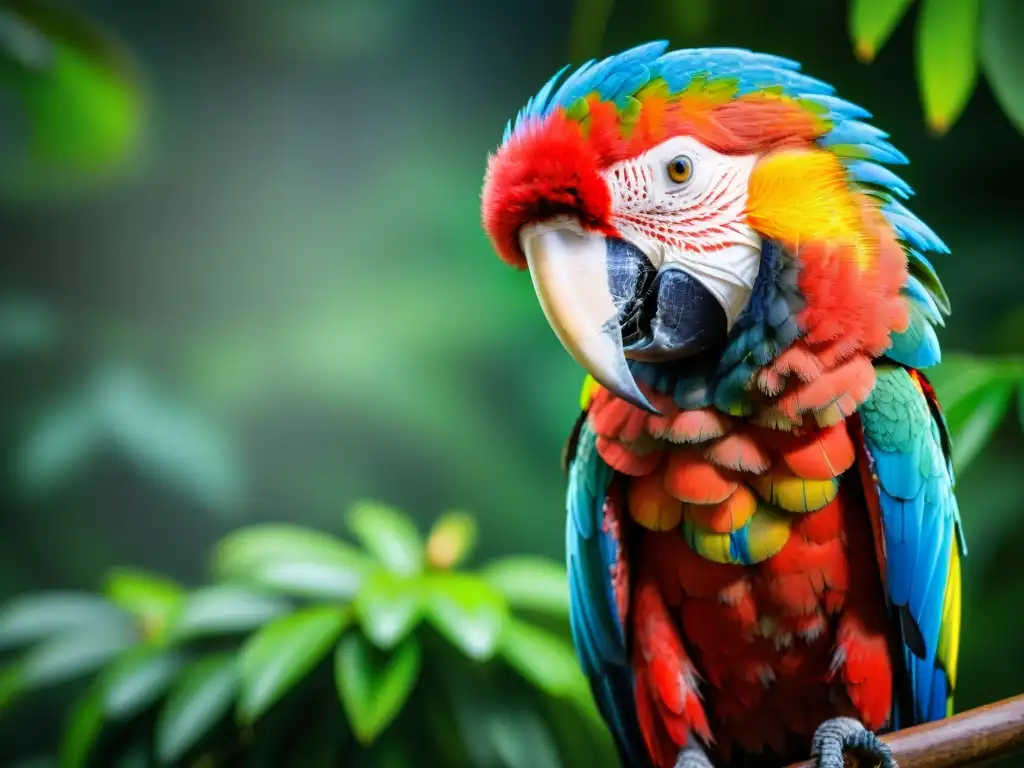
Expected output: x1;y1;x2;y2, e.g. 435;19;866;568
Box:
566;421;649;766
859;366;964;726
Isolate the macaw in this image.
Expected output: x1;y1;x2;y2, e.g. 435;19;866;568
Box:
480;42;964;768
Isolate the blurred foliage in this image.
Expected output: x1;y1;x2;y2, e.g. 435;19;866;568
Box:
0;0;145;198
850;0;1024;135
0;502;614;767
0;0;1022;767
0;296;243;518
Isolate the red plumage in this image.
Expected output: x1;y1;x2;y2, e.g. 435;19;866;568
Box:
588;381;898;767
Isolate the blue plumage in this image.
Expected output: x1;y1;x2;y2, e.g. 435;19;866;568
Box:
859;367;964;725
566;424;649;766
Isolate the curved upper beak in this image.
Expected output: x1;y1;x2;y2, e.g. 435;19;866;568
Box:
520;218;730;415
521;218;657;413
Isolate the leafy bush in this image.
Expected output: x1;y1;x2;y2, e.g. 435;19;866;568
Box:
0;503;614;767
850;0;1024;136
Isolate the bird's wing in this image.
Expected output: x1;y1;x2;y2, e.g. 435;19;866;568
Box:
565;394;650;767
854;363;964;727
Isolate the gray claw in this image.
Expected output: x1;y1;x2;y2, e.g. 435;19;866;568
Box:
675;742;714;768
811;717;897;768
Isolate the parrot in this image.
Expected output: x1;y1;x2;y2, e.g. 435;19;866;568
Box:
479;42;965;768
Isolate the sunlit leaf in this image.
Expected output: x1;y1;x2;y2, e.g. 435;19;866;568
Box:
155;653;238;764
237;605;349;723
423;574;507;660
92;365;244;517
916;0;981;134
58;682;104;768
849;0;916;62
354;570;422;649
0;592;131;651
215;524;373;600
334;632;421;744
480;556;569;616
348;500;424;577
103;567;183;642
979;0;1024;135
21;624;137;689
425;510;477;570
100;646;182;720
168;585;290;642
0;0;146;197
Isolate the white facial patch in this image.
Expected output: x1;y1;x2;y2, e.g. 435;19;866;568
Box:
602;136;763;327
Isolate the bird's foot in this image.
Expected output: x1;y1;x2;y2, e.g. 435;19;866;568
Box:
811;717;897;768
674;742;714;768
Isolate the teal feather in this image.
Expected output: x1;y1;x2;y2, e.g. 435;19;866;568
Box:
859;367;964;724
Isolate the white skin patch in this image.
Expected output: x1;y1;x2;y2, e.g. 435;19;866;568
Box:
601;136;763;327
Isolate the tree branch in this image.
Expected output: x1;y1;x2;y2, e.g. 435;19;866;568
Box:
785;693;1024;768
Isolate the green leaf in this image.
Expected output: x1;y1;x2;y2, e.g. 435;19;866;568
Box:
498;620;590;705
334;632;421;744
100;646;182;720
916;0;981;134
21;624;137;689
0;0;145;197
930;354;1022;471
215;524;373;600
979;0;1024;134
423;574;507;660
103;567;183;641
479;556;569;616
155;653;238;764
850;0;916;62
59;683;105;768
237;605;349;723
0;592;131;650
425;510;477;570
354;570;422;649
168;585;290;643
944;377;1015;471
348;500;424;576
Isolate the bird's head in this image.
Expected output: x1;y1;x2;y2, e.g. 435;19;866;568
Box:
481;43;947;415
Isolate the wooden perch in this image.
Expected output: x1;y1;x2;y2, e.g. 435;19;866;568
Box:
785;693;1024;768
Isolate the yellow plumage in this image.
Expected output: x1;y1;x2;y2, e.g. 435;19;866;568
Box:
936;542;963;716
745;148;875;268
751;470;839;513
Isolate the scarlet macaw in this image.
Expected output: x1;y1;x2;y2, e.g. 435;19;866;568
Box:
480;42;964;768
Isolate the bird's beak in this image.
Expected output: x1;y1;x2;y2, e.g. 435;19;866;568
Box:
520;218;729;415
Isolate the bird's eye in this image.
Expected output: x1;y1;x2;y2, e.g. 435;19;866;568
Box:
667;155;693;184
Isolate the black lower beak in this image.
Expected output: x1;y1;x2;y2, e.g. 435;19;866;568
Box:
606;238;728;363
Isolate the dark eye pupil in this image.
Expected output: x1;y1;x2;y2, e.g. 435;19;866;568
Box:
674;160;685;173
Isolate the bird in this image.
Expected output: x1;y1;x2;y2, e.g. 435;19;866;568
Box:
479;41;964;768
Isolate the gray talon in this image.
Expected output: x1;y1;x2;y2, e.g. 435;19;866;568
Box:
811;717;897;768
674;742;714;768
